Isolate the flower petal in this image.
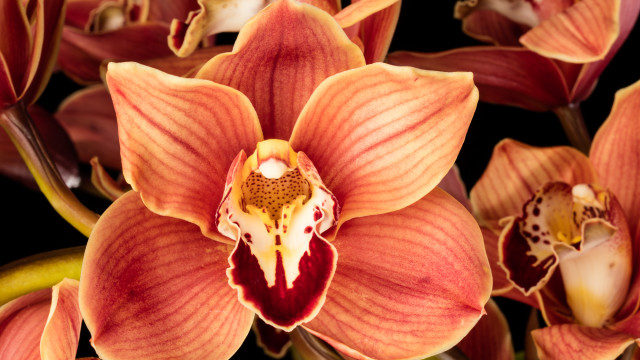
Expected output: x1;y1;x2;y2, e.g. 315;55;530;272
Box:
196;0;365;139
457;299;515;360
437;164;472;212
128;45;233;78
55;85;120;169
532;324;634;360
79;191;255;360
305;189;492;359
0;49;18;106
520;0;620;63
291;63;477;225
41;279;82;360
460;10;528;46
354;0;401;63
470;139;596;226
106;62;262;239
333;0;398;28
591;79;640;236
0;288;50;360
253;319;292;358
0;0;32;99
387;47;570;111
89;157;127;201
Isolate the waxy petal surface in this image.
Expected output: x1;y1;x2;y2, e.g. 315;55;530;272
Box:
0;0;32;99
41;279;82;360
520;0;620;63
0;55;17;106
387;47;570;111
132;45;233;78
79;191;255;360
461;10;527;46
306;189;492;360
470;139;596;225
291;63;477;225
197;0;365;139
458;299;515;360
532;324;633;360
333;0;398;28
353;0;401;63
253;319;292;358
107;62;262;239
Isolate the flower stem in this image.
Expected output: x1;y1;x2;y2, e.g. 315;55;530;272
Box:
0;102;98;236
0;246;85;306
552;103;591;154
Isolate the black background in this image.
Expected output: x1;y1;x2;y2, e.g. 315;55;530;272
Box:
1;1;639;358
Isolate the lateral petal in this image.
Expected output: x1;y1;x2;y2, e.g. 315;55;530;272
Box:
457;299;515;360
291;63;477;225
387;47;570;111
470;139;596;225
79;191;255;360
196;0;365;139
0;288;50;360
0;0;32;98
532;324;633;360
333;0;398;28
106;62;262;239
305;189;492;360
40;279;82;360
461;10;527;46
520;0;620;63
354;0;401;63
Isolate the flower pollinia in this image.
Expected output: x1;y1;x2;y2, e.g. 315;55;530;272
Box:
78;1;491;359
470;78;640;359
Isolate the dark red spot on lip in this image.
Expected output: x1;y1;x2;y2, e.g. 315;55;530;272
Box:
532;224;540;231
533;207;540;216
245;233;252;243
304;226;313;234
275;235;281;245
536;197;543;204
313;208;322;221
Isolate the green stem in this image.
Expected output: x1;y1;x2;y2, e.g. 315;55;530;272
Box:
0;246;85;306
0;102;98;237
552;103;591;154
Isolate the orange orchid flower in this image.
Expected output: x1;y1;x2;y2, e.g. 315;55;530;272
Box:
169;0;401;63
78;1;491;359
387;0;640;153
470;79;640;359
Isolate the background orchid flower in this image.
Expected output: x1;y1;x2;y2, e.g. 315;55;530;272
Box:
387;0;640;153
169;0;401;64
78;1;490;359
470;79;640;359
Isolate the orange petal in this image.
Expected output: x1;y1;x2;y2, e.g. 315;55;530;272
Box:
305;189;492;359
470;139;596;225
79;191;255;360
298;0;341;14
461;10;528;46
196;0;365;139
457;299;515;360
291;63;478;225
333;0;399;28
437;164;472;212
520;0;620;63
0;0;32;99
532;324;633;360
90;157;126;201
387;47;571;111
106;62;262;239
55;85;120;169
128;45;233;78
354;0;401;63
591;79;640;237
40;279;83;360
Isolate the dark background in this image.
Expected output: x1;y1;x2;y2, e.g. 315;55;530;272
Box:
1;1;639;358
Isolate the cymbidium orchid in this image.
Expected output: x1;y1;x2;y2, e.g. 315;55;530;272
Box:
470;79;640;359
387;0;640;153
78;1;491;359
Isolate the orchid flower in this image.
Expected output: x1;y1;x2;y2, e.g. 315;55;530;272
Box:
470;79;640;359
78;1;491;359
387;0;640;153
169;0;401;63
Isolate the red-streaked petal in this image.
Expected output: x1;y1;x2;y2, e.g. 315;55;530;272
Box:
387;47;570;111
520;0;620;63
461;10;528;46
0;49;18;106
299;0;341;14
55;85;120;169
591;79;640;236
354;0;401;63
106;62;262;239
457;299;515;360
65;0;105;29
253;319;292;358
0;288;50;360
532;325;633;360
90;157;127;201
437;164;472;212
333;0;398;28
196;0;365;139
129;45;233;78
79;191;255;360
0;0;32;98
305;189;492;360
59;23;173;83
228;233;337;331
291;63;477;226
148;0;198;23
40;279;82;360
470;139;596;225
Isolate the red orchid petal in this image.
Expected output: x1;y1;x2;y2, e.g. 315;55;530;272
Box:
532;324;633;360
0;0;32;99
107;62;262;240
461;10;528;46
306;189;492;360
41;279;83;360
148;0;198;23
520;0;620;63
458;299;515;360
470;139;596;225
55;85;120;169
59;22;173;83
196;0;365;139
0;52;18;106
0;288;50;360
437;164;472;212
387;47;570;111
253;319;292;358
90;157;126;201
79;191;255;360
64;0;105;29
299;0;341;14
291;63;477;226
333;0;398;28
131;45;233;78
353;0;401;63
